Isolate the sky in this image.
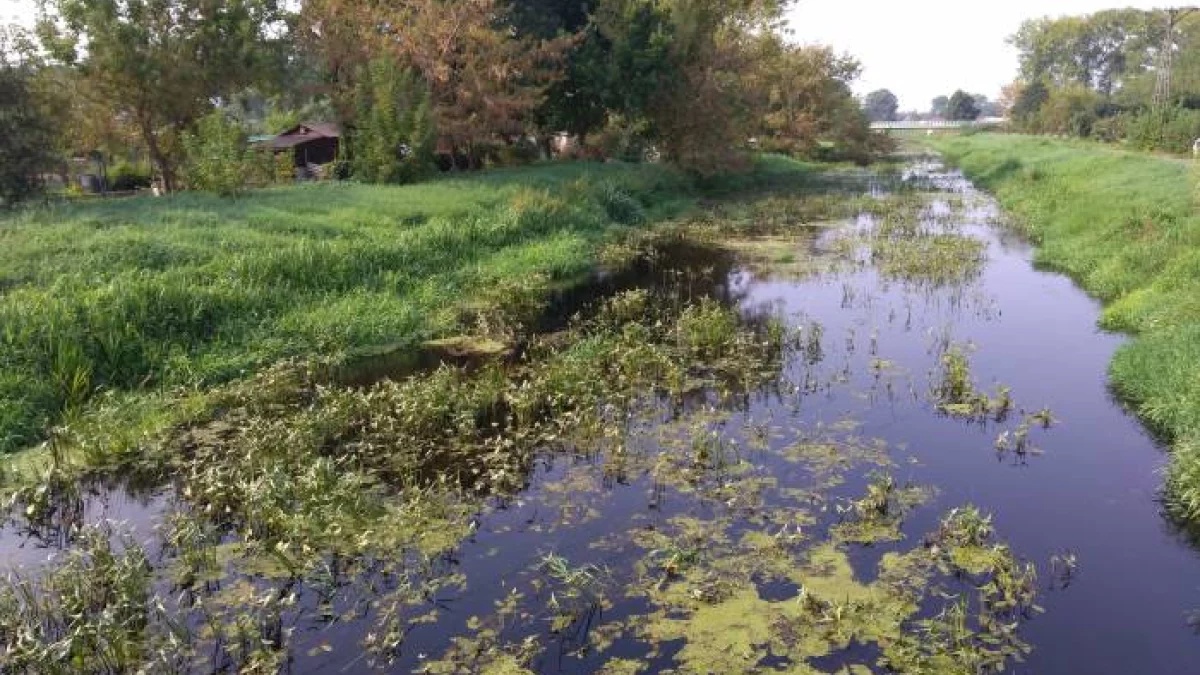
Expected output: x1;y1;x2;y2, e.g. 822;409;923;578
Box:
786;0;1171;110
2;0;1174;111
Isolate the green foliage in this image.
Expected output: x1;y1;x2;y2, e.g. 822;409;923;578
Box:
0;158;748;453
0;64;54;207
945;90;980;121
349;59;435;184
181;110;255;197
0;525;153;671
864;88;899;122
931;95;949;118
930;133;1200;523
37;0;289;191
1005;9;1200;149
107;161;152;192
1126;107;1200;154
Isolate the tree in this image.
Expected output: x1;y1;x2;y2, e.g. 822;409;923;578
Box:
302;0;570;168
0;53;55;206
349;58;435;184
863;89;899;122
930;95;949;118
637;0;799;173
757;41;873;159
1009;10;1161;96
946;90;980;121
181;111;255;197
1011;80;1050;125
37;0;289;192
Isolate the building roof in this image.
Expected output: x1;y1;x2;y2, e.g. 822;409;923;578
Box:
270;122;341;149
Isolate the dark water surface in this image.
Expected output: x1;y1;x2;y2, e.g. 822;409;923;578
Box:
5;158;1200;673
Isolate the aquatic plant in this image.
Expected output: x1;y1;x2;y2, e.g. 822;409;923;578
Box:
930;345;1013;421
0;524;152;673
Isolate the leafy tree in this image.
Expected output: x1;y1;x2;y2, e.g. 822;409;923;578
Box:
946;90;980;121
636;0;798;173
757;41;872;159
1009;10;1161;96
863;89;899;122
304;0;570;168
181;111;255;197
349;59;435;184
1034;85;1101;136
507;0;609;138
0;55;55;206
37;0;289;192
1011;80;1050;125
930;95;949;118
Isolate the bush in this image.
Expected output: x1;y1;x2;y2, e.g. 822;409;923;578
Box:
596;182;646;225
1126;108;1200;154
107;161;152;191
1089;115;1126;143
182;110;256;197
348;58;435;184
494;137;542;167
585;116;655;163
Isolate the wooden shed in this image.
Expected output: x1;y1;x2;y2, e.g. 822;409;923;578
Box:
271;122;341;168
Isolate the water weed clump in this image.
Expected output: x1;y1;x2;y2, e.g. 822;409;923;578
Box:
0;524;153;673
0;289;791;671
626;502;1039;675
931;344;1012;421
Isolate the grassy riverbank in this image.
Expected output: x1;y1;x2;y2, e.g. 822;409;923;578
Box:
0;157;822;464
927;133;1200;522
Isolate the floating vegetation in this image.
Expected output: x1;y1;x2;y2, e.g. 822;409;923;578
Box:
625;504;1039;674
931;344;1013;421
0;158;1090;673
831;472;933;544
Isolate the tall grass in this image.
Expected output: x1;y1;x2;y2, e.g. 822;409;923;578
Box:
929;133;1200;523
0;162;703;454
0;158;816;457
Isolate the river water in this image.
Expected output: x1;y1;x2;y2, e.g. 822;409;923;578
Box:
3;157;1199;673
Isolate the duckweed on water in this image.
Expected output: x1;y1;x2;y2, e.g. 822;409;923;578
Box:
622;502;1038;674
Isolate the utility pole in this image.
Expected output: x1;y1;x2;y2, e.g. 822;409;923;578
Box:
1153;7;1197;109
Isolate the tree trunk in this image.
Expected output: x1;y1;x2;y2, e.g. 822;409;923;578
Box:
138;114;175;193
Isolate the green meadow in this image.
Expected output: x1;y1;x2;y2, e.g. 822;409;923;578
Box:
0;162;678;456
0;157;820;460
928;133;1200;523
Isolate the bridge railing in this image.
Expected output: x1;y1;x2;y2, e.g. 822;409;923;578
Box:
869;118;1008;130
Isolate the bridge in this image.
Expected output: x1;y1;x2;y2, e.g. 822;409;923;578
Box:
870;118;1008;131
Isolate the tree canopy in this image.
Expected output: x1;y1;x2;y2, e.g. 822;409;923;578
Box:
1005;9;1200;151
1;0;889;198
946;90;981;121
863;89;899;122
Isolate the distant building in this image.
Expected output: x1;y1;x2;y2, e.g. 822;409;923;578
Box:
269;122;340;169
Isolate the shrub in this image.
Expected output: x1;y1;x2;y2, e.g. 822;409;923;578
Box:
348;58;435;184
585;115;655;163
596;182;646;225
107;161;152;191
1126;108;1200;154
182;110;256;197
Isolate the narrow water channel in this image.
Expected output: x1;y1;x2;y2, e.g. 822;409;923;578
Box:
4;156;1199;674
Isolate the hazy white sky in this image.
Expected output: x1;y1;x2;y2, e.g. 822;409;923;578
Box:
786;0;1171;109
2;0;1174;110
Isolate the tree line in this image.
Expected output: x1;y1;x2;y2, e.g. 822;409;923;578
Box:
1004;8;1200;152
0;0;889;205
862;88;1004;124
